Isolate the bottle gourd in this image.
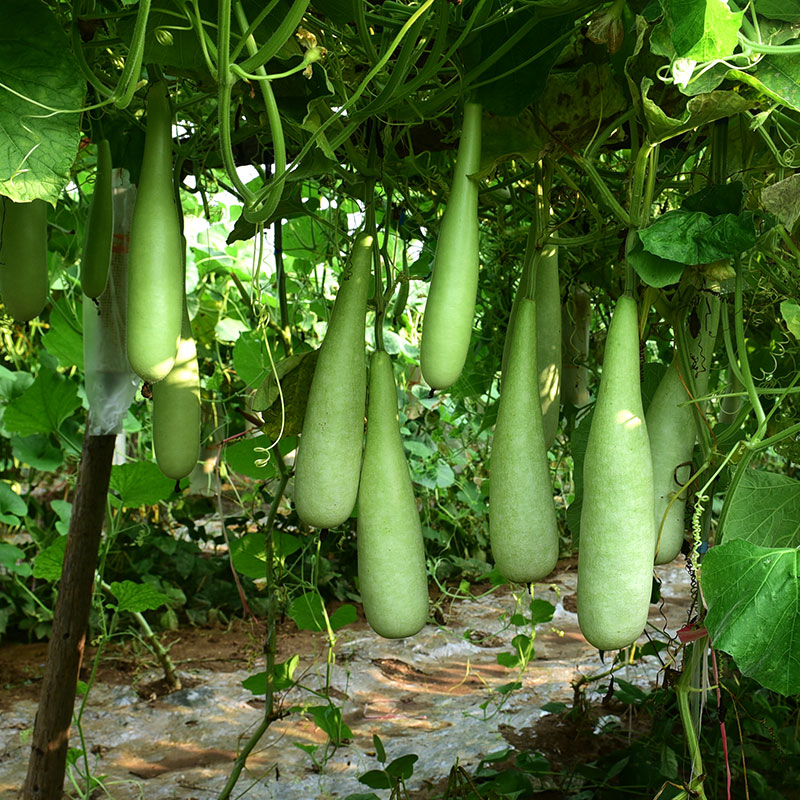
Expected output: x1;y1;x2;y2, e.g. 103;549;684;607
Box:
420;101;482;390
357;350;429;638
577;295;656;651
490;297;559;583
0;197;49;321
152;306;201;480
126;82;183;383
647;294;719;564
293;232;373;529
81;139;114;300
534;244;561;449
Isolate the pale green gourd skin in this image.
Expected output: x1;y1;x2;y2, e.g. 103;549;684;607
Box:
534;245;561;450
81;139;114;299
562;286;591;408
357;350;429;638
152;309;201;480
0;197;48;322
293;233;373;529
578;295;656;651
490;298;559;583
420;101;482;390
126;82;183;384
647;296;719;565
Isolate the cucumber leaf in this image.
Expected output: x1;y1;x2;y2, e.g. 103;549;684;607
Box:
702;539;800;695
2;368;81;437
653;0;743;62
109;461;175;507
107;580;170;614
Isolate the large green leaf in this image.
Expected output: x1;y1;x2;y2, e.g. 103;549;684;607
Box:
0;0;85;202
255;350;319;438
10;434;63;472
730;48;800;113
108;580;170;614
2;368;81;437
752;0;800;23
42;299;83;370
233;330;273;389
702;539;800;695
109;461;175;507
465;7;577;116
638;209;756;265
33;537;66;582
723;469;800;548
654;0;742;62
639;77;752;144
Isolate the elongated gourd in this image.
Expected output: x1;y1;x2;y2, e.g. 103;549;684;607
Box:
562;286;591;408
81;139;114;299
293;232;373;528
490;297;559;583
534;244;561;449
0;197;48;321
152;307;201;480
647;295;719;564
126;82;183;383
420;101;482;390
577;295;655;651
358;350;429;638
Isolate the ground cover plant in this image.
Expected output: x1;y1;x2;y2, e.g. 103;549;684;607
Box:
2;0;800;797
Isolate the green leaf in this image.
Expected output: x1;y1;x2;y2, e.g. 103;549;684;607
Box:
3;368;81;437
233;330;273;389
730;51;800;113
723;469;800;548
0;481;27;521
781;301;800;340
468;9;576;116
638;209;756;265
230;531;267;580
329;603;357;631
762;174;800;229
628;234;687;288
109;461;175;507
385;754;418;781
0;365;33;402
215;317;250;344
0;0;85;202
639;77;752;144
242;654;300;695
0;542;29;575
655;0;742;62
530;598;555;625
10;434;63;471
752;0;800;23
288;591;327;631
702;539;800;695
308;704;353;744
42;299;83;370
372;734;386;764
33;537;66;582
223;435;296;480
358;770;393;790
108;580;170;614
497;651;523;669
255;350;319;439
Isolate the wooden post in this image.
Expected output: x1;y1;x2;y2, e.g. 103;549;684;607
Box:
23;430;116;800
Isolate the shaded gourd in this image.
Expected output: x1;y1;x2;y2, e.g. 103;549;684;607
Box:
490;297;559;583
81;139;114;299
647;294;719;565
293;232;373;529
126;81;183;383
534;244;561;449
0;197;49;321
420;101;481;390
152;306;201;480
562;286;591;408
358;350;429;638
577;295;656;651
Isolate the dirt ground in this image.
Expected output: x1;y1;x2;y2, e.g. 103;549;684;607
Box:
0;558;693;799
